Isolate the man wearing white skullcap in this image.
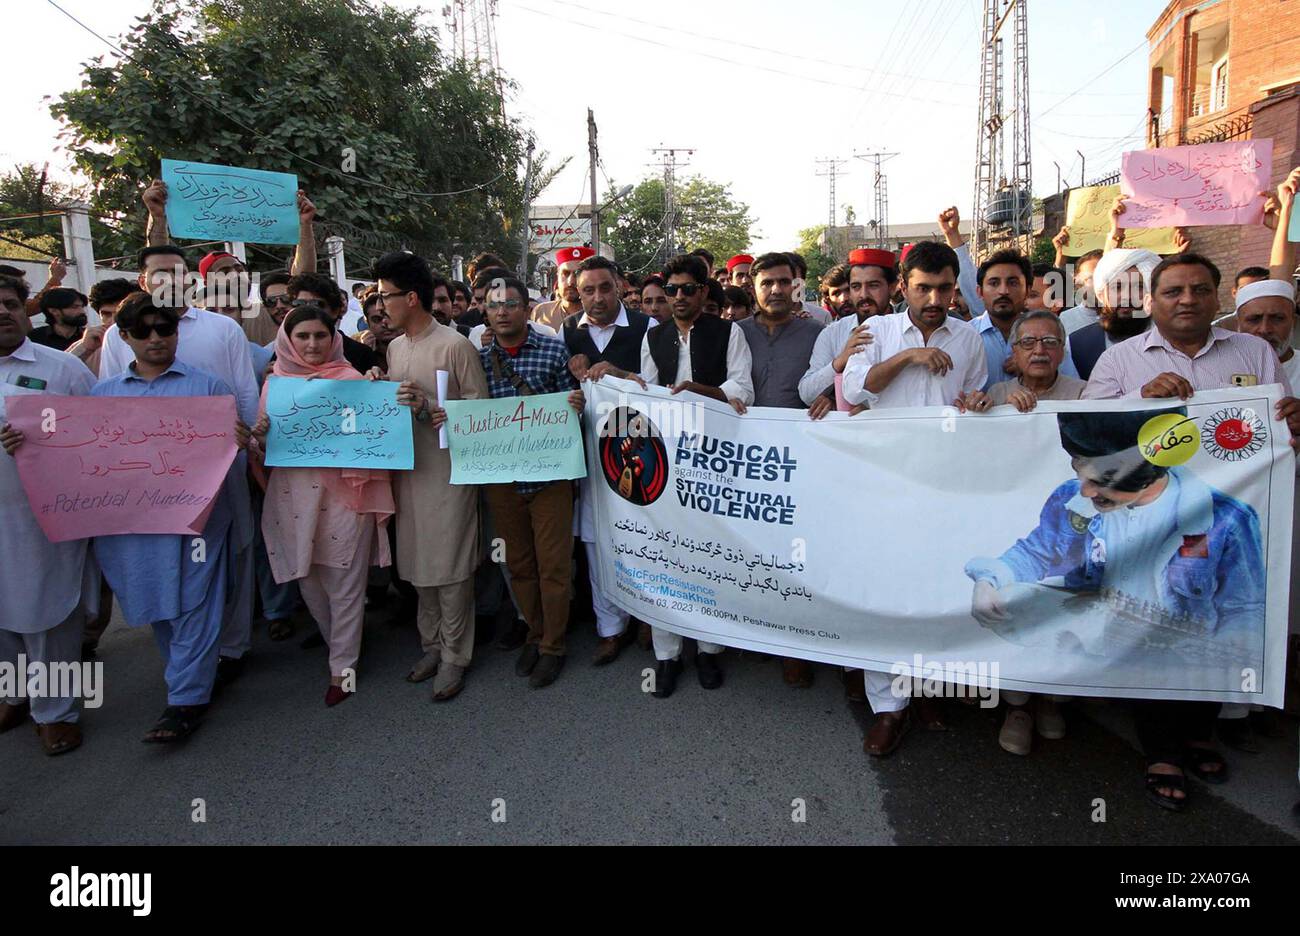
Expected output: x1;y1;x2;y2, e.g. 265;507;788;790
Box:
1235;279;1300;389
1068;249;1163;380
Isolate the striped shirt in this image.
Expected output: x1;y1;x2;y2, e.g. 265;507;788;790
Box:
1082;326;1291;399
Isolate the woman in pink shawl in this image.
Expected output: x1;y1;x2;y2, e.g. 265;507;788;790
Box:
252;303;394;706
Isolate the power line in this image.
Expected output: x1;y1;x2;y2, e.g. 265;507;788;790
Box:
1032;39;1147;121
44;0;507;201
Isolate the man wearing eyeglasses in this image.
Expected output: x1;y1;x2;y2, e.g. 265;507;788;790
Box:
970;249;1080;393
961;311;1086;414
478;276;584;689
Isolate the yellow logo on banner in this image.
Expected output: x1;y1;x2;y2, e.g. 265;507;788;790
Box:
1139;413;1199;467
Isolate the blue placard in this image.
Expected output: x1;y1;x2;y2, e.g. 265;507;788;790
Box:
443;392;587;485
162;158;299;245
264;377;414;469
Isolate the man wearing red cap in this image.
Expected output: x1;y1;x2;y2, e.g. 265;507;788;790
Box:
798;247;894;420
533;247;593;332
726;254;755;300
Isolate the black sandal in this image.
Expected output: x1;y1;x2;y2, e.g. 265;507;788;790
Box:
142;705;206;744
1145;766;1188;812
1185;745;1229;785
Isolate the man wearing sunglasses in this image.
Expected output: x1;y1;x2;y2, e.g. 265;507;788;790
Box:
99;244;260;691
88;293;250;743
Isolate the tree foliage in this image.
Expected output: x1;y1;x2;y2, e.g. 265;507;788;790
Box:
602;175;753;274
50;0;547;274
0;164;83;262
795;225;839;287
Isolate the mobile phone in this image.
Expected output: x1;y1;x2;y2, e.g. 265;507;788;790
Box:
15;375;47;390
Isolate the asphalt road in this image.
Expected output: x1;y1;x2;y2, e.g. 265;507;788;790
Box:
3;607;1298;845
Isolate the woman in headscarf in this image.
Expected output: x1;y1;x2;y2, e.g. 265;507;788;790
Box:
252;302;394;706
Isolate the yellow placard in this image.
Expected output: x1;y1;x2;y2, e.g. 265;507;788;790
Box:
1064;184;1179;256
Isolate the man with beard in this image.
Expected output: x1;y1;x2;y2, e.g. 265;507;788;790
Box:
640;275;672;324
1068;249;1161;381
359;290;402;368
738;253;824;689
820;264;852;319
29;288;89;352
587;254;754;698
67;278;135;379
259;272;294;334
841;241;986;754
622;273;643;313
800;248;893;419
565;255;652;666
972;249;1080;392
533;247;592;331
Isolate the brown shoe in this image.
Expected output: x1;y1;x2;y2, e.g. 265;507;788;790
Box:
863;709;910;757
592;635;624;666
0;700;31;733
913;696;949;731
842;669;866;703
635;620;652;651
36;722;83;756
782;657;814;688
432;663;466;701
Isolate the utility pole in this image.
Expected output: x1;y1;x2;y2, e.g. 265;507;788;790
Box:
588;109;600;254
815;157;848;260
650;146;694;262
853;151;899;249
518;138;535;281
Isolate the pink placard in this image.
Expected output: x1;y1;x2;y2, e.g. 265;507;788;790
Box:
5;394;238;543
1120;140;1272;228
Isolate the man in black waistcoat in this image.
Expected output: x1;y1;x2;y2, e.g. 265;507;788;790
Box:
565;256;653;667
588;253;755;699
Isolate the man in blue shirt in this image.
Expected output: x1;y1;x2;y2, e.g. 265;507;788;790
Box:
90;294;249;742
477;276;584;689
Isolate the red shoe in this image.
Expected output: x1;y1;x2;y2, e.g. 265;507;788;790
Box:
325;685;353;707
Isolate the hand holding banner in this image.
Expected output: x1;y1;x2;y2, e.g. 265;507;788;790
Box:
1120;140;1272;228
161;158;300;245
5;394;238;542
264;377;413;469
443;391;586;485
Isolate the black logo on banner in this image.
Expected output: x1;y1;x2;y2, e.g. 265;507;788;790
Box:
599;407;668;506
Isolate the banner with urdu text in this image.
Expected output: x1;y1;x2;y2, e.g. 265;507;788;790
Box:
584;378;1294;705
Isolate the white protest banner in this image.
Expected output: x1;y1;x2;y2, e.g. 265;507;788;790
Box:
584;378;1294;705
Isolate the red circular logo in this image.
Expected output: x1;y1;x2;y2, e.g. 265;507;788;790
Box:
1213;418;1254;451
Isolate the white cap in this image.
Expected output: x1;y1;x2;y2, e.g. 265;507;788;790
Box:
1234;278;1297;311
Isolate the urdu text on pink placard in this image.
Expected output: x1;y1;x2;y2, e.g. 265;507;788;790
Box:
1120;139;1272;228
5;394;238;543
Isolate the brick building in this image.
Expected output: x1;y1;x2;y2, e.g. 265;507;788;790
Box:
1144;0;1300;308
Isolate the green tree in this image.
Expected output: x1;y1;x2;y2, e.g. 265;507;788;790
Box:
602;175;753;273
50;0;550;274
795;225;838;287
0;164;81;262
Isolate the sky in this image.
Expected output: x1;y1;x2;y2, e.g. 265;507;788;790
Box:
12;0;1169;255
